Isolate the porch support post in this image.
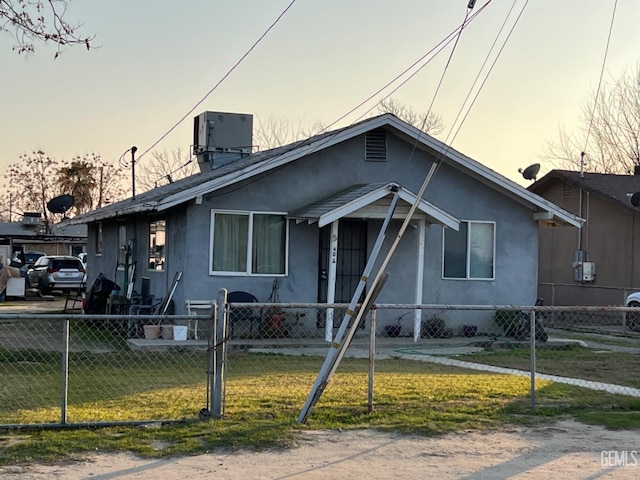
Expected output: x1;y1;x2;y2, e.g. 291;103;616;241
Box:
414;218;425;342
326;220;339;342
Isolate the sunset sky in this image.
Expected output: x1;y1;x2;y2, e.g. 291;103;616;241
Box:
2;0;638;191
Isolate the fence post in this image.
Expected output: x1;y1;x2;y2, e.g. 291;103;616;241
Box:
61;317;70;424
529;309;536;408
368;306;376;412
205;302;217;418
212;289;228;419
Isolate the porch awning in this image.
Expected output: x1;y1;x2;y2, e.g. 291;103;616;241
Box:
289;182;459;230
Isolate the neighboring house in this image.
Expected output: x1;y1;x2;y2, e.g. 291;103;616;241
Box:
0;214;87;265
529;169;640;306
65;112;580;335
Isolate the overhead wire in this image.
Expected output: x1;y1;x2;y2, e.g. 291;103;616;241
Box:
323;1;492;134
582;0;618;161
209;1;494;198
132;0;298;164
444;0;530;155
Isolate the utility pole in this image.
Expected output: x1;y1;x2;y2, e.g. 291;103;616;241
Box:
131;146;137;199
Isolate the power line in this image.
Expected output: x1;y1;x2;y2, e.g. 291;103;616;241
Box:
582;0;618;157
133;0;298;163
210;1;495;198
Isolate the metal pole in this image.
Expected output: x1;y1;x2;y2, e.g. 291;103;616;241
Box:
299;162;440;423
213;289;228;418
529;310;536;408
60;318;70;424
206;302;216;416
131;146;137;199
298;190;400;423
368;307;376;413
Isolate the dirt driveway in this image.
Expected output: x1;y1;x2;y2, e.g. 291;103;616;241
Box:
1;420;639;479
0;293;70;314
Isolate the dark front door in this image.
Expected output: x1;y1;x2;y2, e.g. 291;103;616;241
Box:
317;220;367;328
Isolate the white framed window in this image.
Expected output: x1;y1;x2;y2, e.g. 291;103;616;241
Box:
210;210;288;275
148;218;166;271
443;221;495;280
118;225;127;267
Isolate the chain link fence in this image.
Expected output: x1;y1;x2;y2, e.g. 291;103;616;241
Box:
2;300;640;429
0;313;212;428
221;300;640;421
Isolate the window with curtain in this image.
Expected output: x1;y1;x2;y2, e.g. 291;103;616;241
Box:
443;221;495;280
148;219;166;271
211;211;287;275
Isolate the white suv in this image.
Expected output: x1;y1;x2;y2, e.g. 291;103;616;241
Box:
624;292;640;332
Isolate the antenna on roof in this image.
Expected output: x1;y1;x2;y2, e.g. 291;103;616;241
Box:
518;163;540;181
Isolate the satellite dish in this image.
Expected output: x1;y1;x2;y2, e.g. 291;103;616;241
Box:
518;163;541;181
47;194;75;216
631;192;640;208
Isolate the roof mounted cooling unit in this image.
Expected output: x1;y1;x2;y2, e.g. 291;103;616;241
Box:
193;111;253;172
21;212;42;226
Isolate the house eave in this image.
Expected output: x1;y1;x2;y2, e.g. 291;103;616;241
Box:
64;202;159;225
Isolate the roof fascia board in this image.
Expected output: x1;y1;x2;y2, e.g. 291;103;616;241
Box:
157;116;395;212
317;184;459;229
65;202;158;225
385;117;583;228
152;113;577;229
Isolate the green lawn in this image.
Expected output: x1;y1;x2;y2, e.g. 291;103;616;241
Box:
463;345;640;388
1;350;640;466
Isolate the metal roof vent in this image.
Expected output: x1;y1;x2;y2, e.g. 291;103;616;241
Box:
365;129;387;162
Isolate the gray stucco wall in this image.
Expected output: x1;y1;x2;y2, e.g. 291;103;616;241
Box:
86;128;541;334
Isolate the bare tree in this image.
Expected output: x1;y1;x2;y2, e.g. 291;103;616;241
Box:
0;0;94;57
2;150;125;231
378;98;445;137
3;150;58;230
135;148;199;193
254;115;325;151
543;64;640;174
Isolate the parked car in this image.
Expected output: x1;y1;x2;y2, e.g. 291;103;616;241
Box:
27;255;86;294
9;251;45;276
624;292;640;332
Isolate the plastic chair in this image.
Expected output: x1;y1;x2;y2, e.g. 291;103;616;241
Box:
228;291;261;336
185;299;216;340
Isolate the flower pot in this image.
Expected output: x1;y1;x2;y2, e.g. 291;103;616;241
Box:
143;325;160;340
266;313;285;330
161;325;174;340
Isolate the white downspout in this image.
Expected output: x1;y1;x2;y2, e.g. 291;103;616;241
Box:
414;218;425;342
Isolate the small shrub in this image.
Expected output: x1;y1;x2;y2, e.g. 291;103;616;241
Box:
421;316;450;338
494;310;521;338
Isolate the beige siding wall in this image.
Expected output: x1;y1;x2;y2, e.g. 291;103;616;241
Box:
537;181;640;305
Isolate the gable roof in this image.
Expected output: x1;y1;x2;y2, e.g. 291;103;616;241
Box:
290;182;460;229
66;114;582;228
529;170;640;214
